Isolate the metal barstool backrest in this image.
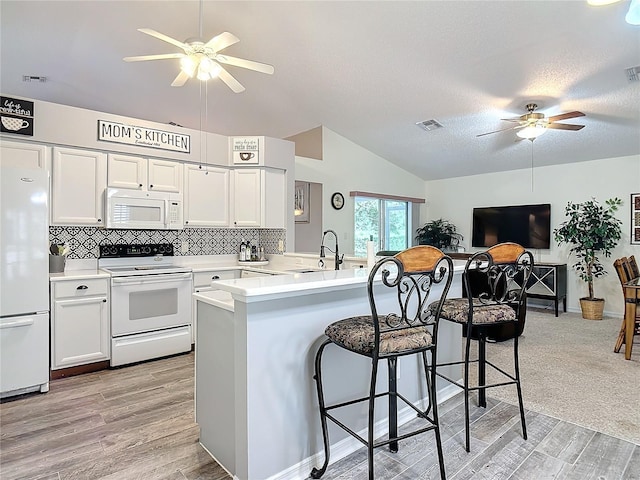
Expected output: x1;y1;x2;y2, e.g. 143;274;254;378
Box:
367;245;454;357
463;242;534;319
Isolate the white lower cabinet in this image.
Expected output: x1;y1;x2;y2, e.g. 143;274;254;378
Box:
51;278;110;369
192;269;238;343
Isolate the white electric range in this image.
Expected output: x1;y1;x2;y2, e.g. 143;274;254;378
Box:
99;244;192;367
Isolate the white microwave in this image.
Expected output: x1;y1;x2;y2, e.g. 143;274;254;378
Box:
105;188;183;230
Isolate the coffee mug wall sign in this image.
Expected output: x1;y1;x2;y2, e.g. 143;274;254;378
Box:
0;96;34;136
232;136;260;165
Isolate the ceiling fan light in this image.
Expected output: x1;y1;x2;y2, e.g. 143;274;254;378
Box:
209;62;222;79
517;125;548;139
180;56;197;77
199;56;214;73
197;67;211;81
626;0;640;24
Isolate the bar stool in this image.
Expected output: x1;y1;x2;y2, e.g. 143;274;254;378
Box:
310;246;454;480
430;242;533;452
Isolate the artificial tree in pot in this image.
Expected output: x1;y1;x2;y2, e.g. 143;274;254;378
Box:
553;197;623;320
415;218;463;251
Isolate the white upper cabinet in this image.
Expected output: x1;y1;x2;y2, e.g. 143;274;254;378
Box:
148;159;182;193
231;168;285;228
107;154;182;194
107;153;146;190
184;164;230;227
51;147;107;226
0;140;49;170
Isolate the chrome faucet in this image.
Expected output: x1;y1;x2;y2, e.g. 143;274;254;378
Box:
320;229;344;270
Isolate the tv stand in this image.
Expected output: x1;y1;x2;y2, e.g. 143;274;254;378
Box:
526;263;567;316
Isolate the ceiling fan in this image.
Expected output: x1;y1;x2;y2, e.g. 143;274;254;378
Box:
123;4;274;93
477;103;585;140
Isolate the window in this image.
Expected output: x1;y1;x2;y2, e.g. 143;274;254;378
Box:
353;196;411;257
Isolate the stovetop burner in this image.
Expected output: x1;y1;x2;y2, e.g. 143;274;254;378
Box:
98;243;191;277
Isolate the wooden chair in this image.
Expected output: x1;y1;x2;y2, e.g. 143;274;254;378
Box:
310;246;453;480
613;257;639;353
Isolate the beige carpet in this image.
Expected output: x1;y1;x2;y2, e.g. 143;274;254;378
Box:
468;307;640;445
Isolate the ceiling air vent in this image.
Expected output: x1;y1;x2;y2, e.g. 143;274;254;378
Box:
22;75;47;83
416;119;443;132
625;66;640;82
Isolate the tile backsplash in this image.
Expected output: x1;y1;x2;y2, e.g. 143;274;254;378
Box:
49;226;286;259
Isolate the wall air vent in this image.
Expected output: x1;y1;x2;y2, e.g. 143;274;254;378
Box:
416;119;443;131
22;75;47;83
625;66;640;82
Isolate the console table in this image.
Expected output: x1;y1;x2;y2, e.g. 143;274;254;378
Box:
526;263;567;316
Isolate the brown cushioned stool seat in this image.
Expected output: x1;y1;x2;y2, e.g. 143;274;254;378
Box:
325;315;433;355
434;298;516;325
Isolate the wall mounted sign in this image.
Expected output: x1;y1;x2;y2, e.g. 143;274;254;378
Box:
232;136;260;164
98;120;190;153
632;193;640;245
0;96;34;136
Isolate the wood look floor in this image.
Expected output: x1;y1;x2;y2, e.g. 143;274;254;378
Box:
1;352;638;480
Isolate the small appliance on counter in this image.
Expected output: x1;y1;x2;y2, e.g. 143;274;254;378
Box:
99;243;192;366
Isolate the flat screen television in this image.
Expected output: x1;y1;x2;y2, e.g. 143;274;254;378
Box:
472;203;551;249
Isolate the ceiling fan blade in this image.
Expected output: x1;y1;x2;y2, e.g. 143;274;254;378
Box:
138;28;188;50
476;124;525;137
204;32;240;53
217;67;245;93
171;70;191;87
215;54;275;75
123;53;185;62
500;117;524;123
547;111;585;122
546;123;585;131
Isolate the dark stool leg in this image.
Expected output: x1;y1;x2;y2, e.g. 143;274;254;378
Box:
388;357;398;453
463;333;472;452
423;351;447;480
310;340;331;479
367;357;380;480
513;333;527;440
478;332;486;408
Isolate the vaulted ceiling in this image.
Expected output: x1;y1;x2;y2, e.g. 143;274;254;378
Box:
1;1;639;180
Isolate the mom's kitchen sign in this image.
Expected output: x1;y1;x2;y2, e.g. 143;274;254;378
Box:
98;120;190;153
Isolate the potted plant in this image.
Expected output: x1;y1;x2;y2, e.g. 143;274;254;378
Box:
415;218;463;251
553;197;623;320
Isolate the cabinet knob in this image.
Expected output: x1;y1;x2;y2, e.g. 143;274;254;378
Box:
97;218;102;222
149;184;154;188
77;285;88;290
212;275;220;280
103;299;107;302
185;221;189;224
139;183;143;187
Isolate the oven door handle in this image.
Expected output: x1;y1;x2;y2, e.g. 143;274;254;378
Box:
111;272;192;286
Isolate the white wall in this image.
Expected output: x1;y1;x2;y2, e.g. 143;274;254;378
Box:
295;127;426;255
425;154;640;316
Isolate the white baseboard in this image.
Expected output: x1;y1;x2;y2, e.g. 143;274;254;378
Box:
266;381;462;480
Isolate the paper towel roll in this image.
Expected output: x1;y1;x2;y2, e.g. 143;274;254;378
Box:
366;241;375;269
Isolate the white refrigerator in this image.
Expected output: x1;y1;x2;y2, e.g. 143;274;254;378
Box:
0;166;50;397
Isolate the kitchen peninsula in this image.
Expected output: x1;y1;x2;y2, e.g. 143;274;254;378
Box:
193;264;464;480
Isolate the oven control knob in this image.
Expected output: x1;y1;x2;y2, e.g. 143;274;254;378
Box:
142;246;151;254
157;245;166;254
109;246;118;255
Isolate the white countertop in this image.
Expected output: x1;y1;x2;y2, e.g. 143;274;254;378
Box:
49;269;110;281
